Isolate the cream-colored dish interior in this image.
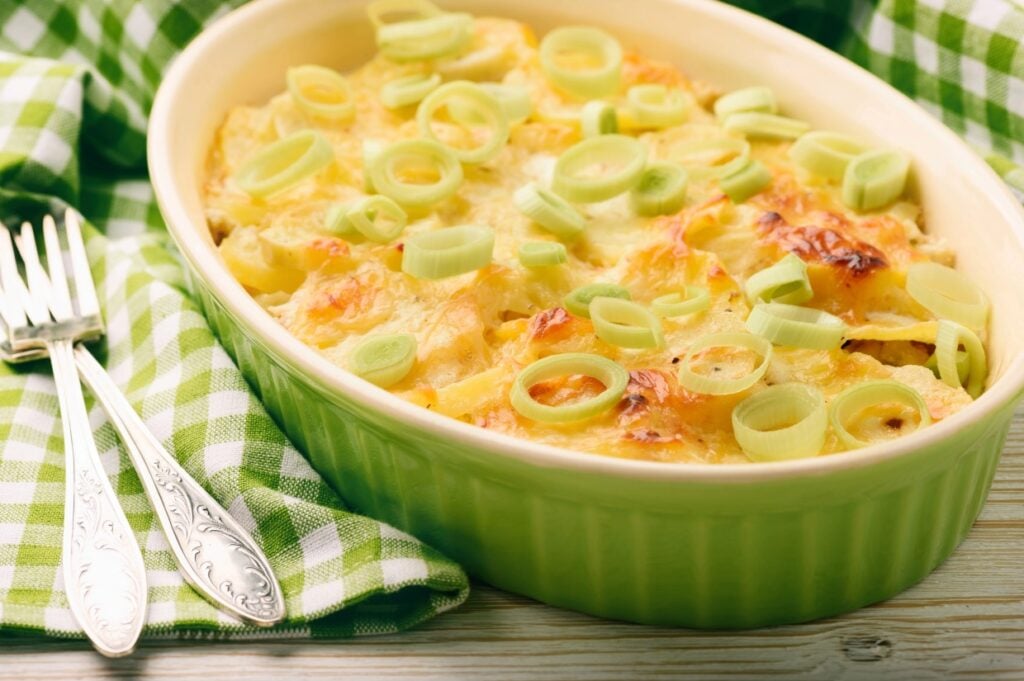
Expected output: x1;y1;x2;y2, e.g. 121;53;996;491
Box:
150;0;1024;476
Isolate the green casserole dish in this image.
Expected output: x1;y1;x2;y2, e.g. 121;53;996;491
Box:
149;0;1024;627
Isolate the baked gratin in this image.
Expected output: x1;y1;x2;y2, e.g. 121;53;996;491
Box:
203;1;990;464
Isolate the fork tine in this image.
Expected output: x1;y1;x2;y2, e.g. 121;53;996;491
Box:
7;271;39;329
63;210;99;319
0;225;28;331
42;215;73;322
15;222;54;325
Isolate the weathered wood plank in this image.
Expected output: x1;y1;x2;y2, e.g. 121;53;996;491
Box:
2;406;1023;681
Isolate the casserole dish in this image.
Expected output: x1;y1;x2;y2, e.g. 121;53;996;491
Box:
149;0;1024;627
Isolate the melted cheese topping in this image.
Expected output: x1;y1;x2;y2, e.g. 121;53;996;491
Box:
204;16;975;463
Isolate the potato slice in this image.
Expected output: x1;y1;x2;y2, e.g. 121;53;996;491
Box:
220;226;305;293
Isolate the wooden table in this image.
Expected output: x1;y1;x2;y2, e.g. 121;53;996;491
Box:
3;407;1022;681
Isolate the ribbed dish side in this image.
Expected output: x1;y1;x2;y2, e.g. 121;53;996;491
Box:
196;286;1010;628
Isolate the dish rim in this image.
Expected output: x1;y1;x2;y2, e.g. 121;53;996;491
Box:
148;0;1024;483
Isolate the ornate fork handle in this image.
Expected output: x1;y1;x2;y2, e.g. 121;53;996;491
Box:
73;345;285;626
51;339;147;657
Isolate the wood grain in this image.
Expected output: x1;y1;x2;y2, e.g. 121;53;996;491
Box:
2;406;1023;681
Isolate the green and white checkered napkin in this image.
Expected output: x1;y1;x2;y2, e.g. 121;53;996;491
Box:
0;0;1021;641
0;0;470;640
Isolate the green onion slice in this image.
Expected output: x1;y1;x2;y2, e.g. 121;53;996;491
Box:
437;46;507;82
369;138;463;207
342;195;408;243
380;72;442;109
627;84;690;129
286;65;355;121
417;81;510;163
589;297;665;349
376;12;473;62
323;203;358;238
514;183;586;239
671;137;751;180
367;0;441;28
651;286;710;318
732;383;827;462
349;333;417;388
829;380;932;450
564;283;631;318
788;131;868;181
744;253;813;305
539;26;622;99
580;100;618;137
401;224;494;279
677;332;773;395
722;112;810;140
925;348;970;384
234;130;334;198
934;320;987;398
745;302;847;350
510;353;629;423
630;161;688;216
363;139;385;193
720;158;772;203
713;86;777;120
518;241;568;267
479;83;532;123
842;149;910;212
906;261;989;330
552;134;647;203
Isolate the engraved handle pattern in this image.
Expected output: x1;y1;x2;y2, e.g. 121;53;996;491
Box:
149;458;283;623
52;339;147;657
73;346;285;626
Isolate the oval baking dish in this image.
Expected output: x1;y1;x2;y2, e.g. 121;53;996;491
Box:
149;0;1024;628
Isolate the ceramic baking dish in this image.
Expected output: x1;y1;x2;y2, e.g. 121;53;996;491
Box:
148;0;1024;627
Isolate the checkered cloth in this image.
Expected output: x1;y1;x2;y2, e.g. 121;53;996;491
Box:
733;0;1024;189
0;0;468;640
0;0;1021;641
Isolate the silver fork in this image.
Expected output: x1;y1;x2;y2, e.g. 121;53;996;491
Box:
0;211;286;642
0;215;146;657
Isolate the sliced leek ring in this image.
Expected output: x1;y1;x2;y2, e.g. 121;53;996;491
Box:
401;224;495;279
234;130;334;198
677;332;773;395
651;287;710;318
287;65;355;120
626;84;690;128
713;86;777;119
829;380;932;450
589;296;665;349
349;334;417;387
745;302;847;350
539;25;623;99
376;12;473;62
369;138;463;207
510;353;629;423
417;80;510;163
732;383;827;462
789;131;868;181
906;261;989;331
552;134;647;203
380;72;442;109
842;149;910;212
934;319;987;398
